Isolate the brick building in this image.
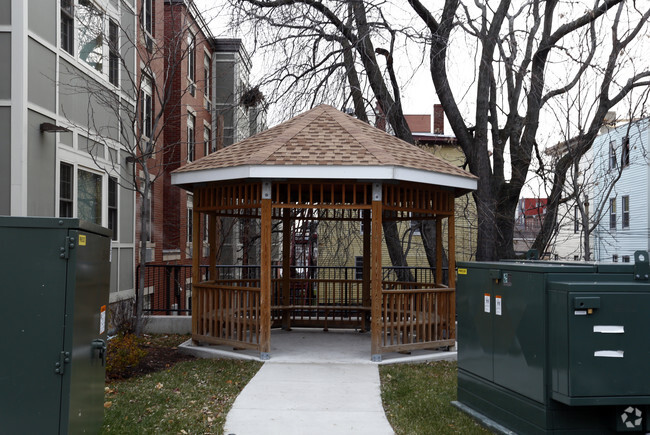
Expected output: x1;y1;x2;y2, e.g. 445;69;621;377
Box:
137;2;266;311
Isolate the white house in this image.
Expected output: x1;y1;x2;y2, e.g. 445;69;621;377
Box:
592;117;650;262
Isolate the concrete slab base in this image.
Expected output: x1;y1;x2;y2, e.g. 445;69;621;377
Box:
451;401;516;435
179;328;457;365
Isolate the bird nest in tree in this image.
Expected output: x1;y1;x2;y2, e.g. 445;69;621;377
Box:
239;86;265;109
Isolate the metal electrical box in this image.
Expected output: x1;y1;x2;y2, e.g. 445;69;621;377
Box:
455;253;650;434
0;217;111;434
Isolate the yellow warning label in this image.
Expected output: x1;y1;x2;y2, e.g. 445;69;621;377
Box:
79;234;87;246
458;268;467;275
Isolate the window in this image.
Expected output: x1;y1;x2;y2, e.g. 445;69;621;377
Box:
612;254;619;263
204;126;211;156
108;177;118;240
204;54;211;109
409;212;421;236
141;74;153;138
574;205;579;234
574;255;579;261
108;19;119;86
622;255;630;263
78;169;102;225
60;163;74;217
187;112;195;162
622;195;629;229
61;0;74;54
609;141;617;170
621;137;630;168
141;0;152;35
140;0;153;51
187;32;195;96
355;256;363;280
609;198;616;230
187;195;193;244
77;0;104;72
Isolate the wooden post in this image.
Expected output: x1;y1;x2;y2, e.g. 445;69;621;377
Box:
209;213;217;281
370;184;383;361
436;216;443;285
448;198;456;340
282;208;291;330
362;209;371;332
192;205;201;340
260;193;272;359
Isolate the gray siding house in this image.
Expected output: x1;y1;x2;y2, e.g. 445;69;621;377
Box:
592;118;650;261
0;0;136;302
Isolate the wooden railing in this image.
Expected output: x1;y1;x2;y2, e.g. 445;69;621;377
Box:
192;277;456;354
379;282;455;353
192;280;262;350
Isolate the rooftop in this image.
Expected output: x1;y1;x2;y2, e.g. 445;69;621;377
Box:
172;104;477;194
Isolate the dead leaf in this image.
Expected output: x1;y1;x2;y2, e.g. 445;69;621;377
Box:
104;401;112;409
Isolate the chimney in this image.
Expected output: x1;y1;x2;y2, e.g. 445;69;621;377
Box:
433;104;444;134
375;101;386;131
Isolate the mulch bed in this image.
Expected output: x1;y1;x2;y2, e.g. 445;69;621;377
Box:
131;345;196;377
106;334;196;381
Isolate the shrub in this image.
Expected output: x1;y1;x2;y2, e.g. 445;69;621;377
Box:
106;333;147;379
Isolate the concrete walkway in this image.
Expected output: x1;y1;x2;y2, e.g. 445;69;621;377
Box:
181;329;456;435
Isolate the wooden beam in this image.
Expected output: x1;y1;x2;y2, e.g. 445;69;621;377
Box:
192;208;201;340
209;213;218;281
362;209;371;332
260;197;272;358
448;199;456;340
448;200;456;289
436;217;443;285
370;196;383;360
282;208;292;330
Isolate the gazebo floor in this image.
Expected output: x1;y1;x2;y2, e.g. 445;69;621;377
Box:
179;327;457;364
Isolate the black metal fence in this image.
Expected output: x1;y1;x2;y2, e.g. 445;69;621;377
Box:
137;264;449;316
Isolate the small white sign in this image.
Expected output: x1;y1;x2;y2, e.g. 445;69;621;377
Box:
593;325;624;334
495;296;502;316
594;350;624;358
100;305;106;334
484;294;491;313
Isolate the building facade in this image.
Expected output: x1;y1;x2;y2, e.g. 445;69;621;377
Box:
592;118;650;262
0;0;137;302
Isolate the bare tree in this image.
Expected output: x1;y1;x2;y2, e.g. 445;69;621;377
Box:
229;0;650;261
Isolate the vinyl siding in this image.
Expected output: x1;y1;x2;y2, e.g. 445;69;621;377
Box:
592;119;650;261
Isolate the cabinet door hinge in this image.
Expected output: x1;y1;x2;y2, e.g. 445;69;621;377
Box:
54;351;70;375
59;236;76;260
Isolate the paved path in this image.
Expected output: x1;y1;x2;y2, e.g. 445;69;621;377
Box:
223;329;393;435
181;329;456;435
224;362;393;435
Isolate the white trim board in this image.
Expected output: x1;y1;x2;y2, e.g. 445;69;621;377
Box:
171;164;477;193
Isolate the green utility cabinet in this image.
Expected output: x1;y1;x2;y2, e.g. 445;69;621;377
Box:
455;253;650;434
0;217;111;434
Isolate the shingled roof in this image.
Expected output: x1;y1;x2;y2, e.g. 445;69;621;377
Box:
172;104;477;194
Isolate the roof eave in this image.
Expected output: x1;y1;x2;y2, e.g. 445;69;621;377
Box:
171;165;477;197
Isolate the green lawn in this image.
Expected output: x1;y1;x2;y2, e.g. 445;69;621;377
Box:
380;361;490;434
102;337;486;434
102;358;262;434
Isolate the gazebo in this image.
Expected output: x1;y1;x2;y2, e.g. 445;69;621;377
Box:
171;104;477;361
